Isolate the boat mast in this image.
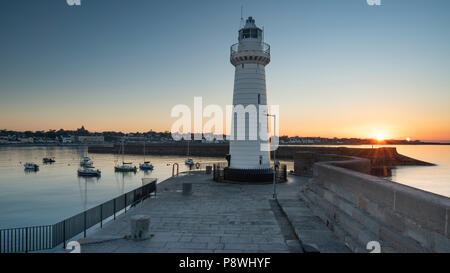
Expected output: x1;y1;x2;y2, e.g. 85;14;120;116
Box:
122;138;125;164
143;140;146;162
187;139;190;156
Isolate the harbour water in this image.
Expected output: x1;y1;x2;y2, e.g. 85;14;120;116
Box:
0;146;221;228
0;145;448;229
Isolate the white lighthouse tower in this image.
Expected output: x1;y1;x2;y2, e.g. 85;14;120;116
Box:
225;16;273;182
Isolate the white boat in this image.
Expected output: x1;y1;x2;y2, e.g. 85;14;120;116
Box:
185;140;194;165
24;163;39;170
80;156;93;166
78;166;101;177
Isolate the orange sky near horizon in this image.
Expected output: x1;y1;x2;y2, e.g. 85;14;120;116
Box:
1;105;449;141
1;1;450;142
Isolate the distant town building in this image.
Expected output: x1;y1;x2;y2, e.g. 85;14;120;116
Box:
18;137;34;143
77;136;104;143
124;136;147;143
61;136;75;144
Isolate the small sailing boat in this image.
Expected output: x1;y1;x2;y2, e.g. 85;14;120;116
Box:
140;161;154;170
80;156;93;167
185;140;194;165
115;140;137;172
78;166;101;177
24;162;39;170
139;141;154;171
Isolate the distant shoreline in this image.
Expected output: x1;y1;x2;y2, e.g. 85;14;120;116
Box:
1;142;450;148
0;143;90;147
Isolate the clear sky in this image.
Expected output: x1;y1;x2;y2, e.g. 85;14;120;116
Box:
1;0;449;141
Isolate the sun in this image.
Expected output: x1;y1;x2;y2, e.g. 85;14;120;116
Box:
375;133;385;141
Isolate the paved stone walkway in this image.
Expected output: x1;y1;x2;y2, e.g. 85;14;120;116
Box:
73;172;349;253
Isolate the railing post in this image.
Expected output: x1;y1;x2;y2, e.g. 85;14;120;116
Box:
84;211;87;238
100;204;103;228
63;220;66;249
124;194;127;213
113;199;116;220
25;227;28;253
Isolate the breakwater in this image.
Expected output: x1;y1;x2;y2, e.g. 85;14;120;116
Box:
89;143;229;157
300;156;450;252
88;144;433;169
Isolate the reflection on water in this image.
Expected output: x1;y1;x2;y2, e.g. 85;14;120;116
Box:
0;146;221;228
388;145;450;198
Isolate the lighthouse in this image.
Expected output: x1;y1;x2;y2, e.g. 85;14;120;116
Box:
224;16;273;182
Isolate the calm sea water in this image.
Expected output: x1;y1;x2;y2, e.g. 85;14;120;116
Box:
287;144;450;197
0;146;222;228
0;145;448;229
387;145;450;198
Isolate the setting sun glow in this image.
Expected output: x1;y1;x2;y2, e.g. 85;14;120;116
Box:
375;133;385;141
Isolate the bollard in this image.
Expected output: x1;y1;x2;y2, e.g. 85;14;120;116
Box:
130;215;151;240
182;182;192;196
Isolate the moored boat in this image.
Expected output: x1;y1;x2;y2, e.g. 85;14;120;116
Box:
115;140;137;172
78;166;101;177
24;163;39;170
139;141;154;171
185;158;194;165
115;162;137;172
80;156;93;166
43;157;55;163
185;140;194;165
139;161;154;170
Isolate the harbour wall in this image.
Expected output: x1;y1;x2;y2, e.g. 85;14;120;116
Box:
88;143;229;157
88;144;433;169
300;156;450;253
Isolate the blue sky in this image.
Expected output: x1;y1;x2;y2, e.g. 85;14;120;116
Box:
1;0;449;140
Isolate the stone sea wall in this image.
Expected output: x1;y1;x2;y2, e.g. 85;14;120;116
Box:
300;156;450;253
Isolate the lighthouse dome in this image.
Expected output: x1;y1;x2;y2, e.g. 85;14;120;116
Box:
238;16;263;42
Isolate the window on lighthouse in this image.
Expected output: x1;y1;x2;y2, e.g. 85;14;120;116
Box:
240;28;259;40
242;29;250;39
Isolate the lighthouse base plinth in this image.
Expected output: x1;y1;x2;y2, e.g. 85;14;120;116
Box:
223;167;274;183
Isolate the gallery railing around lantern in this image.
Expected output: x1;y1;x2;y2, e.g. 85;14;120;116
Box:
230;42;271;66
230;42;270;56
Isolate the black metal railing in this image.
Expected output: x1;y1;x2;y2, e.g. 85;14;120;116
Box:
230;42;270;55
212;164;287;183
0;180;156;253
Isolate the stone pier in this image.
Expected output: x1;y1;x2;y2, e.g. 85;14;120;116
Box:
73;172;349;253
